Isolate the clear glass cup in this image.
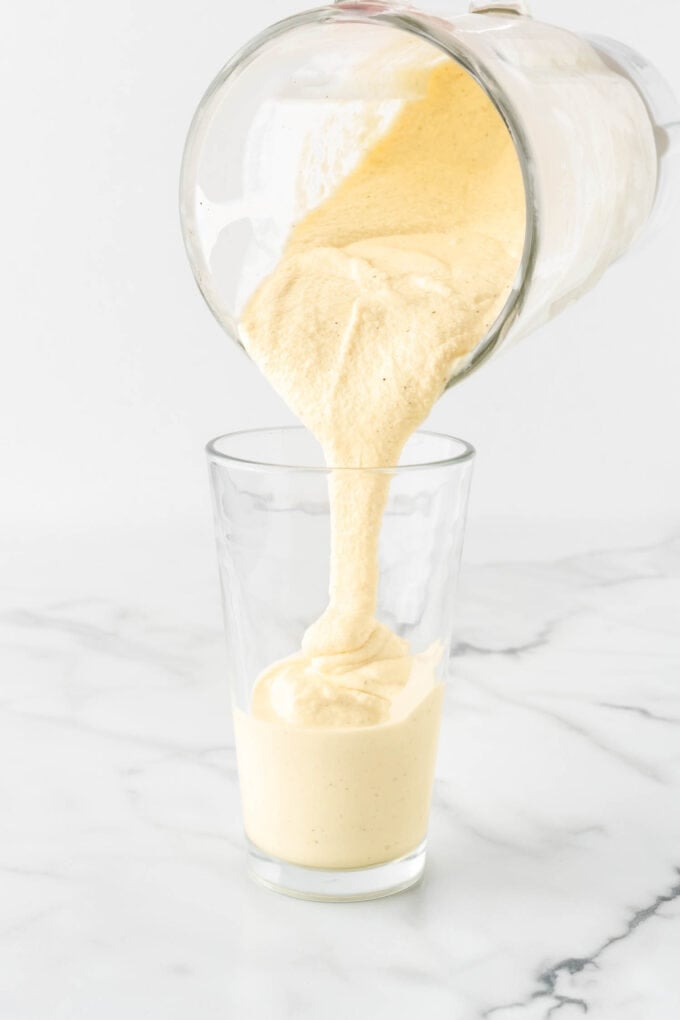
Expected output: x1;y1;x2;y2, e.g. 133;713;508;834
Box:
207;427;474;900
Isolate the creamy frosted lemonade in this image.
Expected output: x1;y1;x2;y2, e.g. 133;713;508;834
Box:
235;647;444;869
231;58;525;886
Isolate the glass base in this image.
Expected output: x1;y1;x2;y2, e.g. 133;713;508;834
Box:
246;838;427;902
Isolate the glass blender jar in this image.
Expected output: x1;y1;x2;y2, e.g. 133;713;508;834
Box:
180;0;679;385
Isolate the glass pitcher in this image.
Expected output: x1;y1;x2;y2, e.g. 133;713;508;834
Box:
180;0;679;385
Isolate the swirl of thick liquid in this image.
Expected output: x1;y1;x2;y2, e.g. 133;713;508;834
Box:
241;59;525;727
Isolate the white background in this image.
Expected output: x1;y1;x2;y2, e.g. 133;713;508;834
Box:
2;0;679;540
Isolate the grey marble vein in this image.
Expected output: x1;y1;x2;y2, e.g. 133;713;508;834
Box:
2;607;197;679
473;678;667;783
483;868;680;1018
6;706;233;764
597;702;680;725
450;624;554;659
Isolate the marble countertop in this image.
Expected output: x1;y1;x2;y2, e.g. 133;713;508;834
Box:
1;522;679;1019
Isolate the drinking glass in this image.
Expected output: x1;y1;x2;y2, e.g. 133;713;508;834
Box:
207;427;474;900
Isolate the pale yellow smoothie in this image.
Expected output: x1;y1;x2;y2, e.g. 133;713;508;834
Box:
235;649;443;869
235;56;525;868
